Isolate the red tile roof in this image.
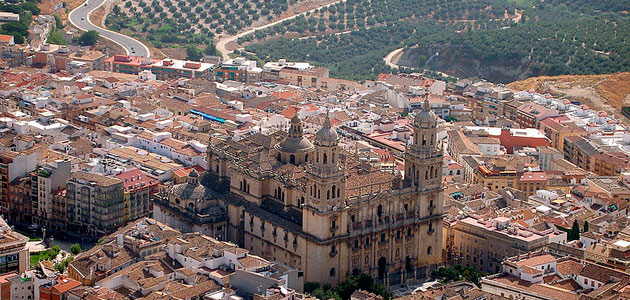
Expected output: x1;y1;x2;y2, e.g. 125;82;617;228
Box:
173;165;205;178
114;169;156;192
0;34;13;43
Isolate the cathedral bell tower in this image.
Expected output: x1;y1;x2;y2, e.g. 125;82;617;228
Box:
303;113;347;239
405;96;442;192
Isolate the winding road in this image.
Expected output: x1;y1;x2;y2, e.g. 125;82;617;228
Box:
383;47;403;69
68;0;150;57
216;0;346;60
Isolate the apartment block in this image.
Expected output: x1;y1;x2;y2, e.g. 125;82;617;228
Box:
65;171;124;235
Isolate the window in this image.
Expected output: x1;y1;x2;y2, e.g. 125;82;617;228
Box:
329;268;336;277
427;246;432;255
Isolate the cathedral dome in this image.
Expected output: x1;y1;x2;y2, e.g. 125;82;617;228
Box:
314;113;338;147
414;97;437;128
171;182;213;201
275;113;315;154
276;137;315;153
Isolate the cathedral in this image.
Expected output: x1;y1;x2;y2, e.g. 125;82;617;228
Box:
203;99;444;286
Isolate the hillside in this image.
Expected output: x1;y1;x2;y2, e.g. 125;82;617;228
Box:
507;72;630;122
105;0;338;51
244;0;630;81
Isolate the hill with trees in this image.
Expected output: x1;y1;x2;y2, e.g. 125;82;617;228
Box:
243;0;630;82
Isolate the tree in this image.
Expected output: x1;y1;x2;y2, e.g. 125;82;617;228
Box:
584;220;589;232
53;14;63;29
303;274;391;300
70;243;81;255
78;30;99;46
204;41;217;56
432;265;487;287
185;44;203;61
47;29;66;45
569;219;581;241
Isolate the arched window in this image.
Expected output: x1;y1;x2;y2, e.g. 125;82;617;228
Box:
434;167;439;178
430;166;434;179
331;185;336;199
215;165;219;173
377;204;383;218
327;190;330;200
422;135;426;146
431;134;434;145
277;153;281;161
329;268;336;277
305;154;308;162
277;187;281;199
323;153;328;164
425;169;429;180
332;153;335;163
427;246;432;255
337;189;340;198
290;154;296;164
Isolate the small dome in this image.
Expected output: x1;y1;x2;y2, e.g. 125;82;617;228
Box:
275;113;315;154
171;182;212;201
414;97;437;128
188;169;199;178
315;113;338;147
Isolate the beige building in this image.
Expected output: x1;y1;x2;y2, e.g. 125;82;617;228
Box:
207;100;444;286
451;216;549;274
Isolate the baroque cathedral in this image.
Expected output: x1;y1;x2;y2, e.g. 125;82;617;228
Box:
159;99;444;286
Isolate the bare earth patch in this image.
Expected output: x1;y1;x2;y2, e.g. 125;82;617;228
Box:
508;72;630;124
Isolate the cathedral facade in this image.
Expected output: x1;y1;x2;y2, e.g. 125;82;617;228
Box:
206;101;443;286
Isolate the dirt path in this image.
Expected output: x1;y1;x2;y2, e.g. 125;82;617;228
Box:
215;0;347;60
383;48;404;69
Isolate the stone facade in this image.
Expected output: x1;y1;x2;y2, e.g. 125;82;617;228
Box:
205;102;444;286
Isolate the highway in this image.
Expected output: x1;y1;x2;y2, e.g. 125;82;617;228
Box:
68;0;150;57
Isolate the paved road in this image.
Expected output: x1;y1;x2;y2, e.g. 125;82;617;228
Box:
216;0;346;60
68;0;150;57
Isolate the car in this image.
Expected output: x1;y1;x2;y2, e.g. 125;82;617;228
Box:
81;17;84;20
84;3;87;6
